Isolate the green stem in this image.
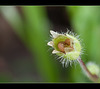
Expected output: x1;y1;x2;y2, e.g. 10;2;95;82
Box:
77;57;99;82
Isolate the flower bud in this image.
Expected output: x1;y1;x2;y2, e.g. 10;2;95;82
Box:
86;62;100;77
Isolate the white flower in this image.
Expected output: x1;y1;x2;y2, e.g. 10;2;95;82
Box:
47;30;82;67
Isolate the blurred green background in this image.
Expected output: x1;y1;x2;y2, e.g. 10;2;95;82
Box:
0;6;100;83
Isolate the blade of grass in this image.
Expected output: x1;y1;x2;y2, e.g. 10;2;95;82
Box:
22;6;60;82
0;6;25;40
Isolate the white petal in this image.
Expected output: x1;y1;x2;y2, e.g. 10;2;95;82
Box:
52;50;60;54
50;30;60;38
47;41;53;47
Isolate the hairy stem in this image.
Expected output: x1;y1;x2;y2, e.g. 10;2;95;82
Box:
77;57;99;82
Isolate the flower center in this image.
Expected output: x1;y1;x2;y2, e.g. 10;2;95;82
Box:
57;38;74;53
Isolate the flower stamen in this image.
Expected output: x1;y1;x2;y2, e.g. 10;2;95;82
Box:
57;38;74;54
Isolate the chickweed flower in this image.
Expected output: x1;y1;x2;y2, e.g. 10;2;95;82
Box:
47;30;82;67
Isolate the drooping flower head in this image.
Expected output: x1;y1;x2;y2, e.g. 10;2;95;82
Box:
47;30;82;67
